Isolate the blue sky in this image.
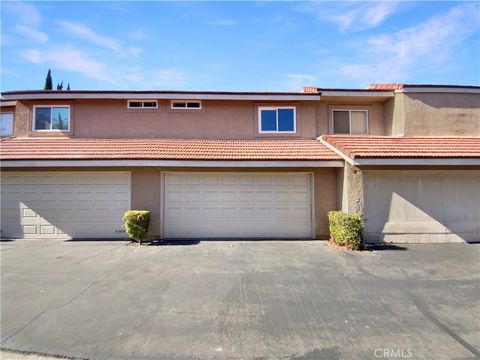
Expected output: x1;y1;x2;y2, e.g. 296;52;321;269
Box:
1;1;479;91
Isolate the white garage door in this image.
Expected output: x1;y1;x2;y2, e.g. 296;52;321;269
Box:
164;173;313;239
364;170;480;243
1;172;131;239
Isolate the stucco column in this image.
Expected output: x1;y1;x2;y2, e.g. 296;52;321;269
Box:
344;162;364;216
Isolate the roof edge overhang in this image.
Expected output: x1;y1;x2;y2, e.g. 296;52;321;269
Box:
354;158;480;166
319;91;394;98
0;159;344;168
1;92;321;101
395;87;480;94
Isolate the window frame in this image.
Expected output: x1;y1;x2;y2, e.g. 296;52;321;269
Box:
258;106;297;134
331;108;369;135
32;105;71;132
127;100;158;109
170;100;202;110
0;112;14;137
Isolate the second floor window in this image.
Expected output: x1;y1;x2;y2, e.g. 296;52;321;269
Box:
0;113;14;136
127;100;158;109
332;109;368;135
259;107;296;133
171;100;202;109
34;106;70;131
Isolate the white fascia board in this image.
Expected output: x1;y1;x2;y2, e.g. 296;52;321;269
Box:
318;137;355;166
0;100;17;107
395;88;480;94
1;93;321;101
355;158;480;166
0;159;345;168
320;91;394;97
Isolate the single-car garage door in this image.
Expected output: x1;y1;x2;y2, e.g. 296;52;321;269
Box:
364;170;480;243
1;172;131;239
164;173;313;239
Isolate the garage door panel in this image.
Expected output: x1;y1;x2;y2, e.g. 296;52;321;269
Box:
164;173;312;239
1;172;131;239
364;170;480;243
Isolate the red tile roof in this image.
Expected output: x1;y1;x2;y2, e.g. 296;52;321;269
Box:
0;138;340;161
321;135;480;159
367;84;404;90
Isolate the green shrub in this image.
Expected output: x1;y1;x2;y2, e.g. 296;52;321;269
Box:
123;210;151;245
328;211;364;250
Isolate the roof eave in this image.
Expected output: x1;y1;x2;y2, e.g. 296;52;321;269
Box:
0;92;321;101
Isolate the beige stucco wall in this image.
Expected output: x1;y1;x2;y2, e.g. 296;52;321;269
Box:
12;99;318;139
2;167;339;239
387;92;480;136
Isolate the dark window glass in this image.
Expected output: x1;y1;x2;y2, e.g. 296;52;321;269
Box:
129;101;142;108
172;102;186;108
260;109;277;131
143;101;157;108
35;107;51;130
187;102;200;108
333;111;350;134
278;108;294;131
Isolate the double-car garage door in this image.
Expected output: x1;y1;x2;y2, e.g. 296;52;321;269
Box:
364;170;480;243
164;173;313;238
1;172;313;240
1;172;131;239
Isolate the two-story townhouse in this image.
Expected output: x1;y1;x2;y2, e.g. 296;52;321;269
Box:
0;84;479;243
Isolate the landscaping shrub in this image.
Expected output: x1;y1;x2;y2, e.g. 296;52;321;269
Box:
123;210;151;245
328;211;364;250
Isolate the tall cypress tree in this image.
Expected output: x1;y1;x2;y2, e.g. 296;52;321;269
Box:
44;69;53;90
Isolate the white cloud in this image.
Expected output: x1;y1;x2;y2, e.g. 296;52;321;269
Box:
4;2;48;43
2;1;43;27
22;48;114;83
13;25;48;43
122;68;187;89
282;74;319;91
302;2;399;32
204;18;238;26
339;3;480;82
55;20;142;58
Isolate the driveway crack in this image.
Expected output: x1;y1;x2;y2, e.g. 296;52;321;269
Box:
1;250;127;344
353;256;480;358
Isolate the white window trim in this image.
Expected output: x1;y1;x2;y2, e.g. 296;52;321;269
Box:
331;108;369;135
258;106;297;134
0;112;14;136
33;105;71;132
127;100;158;109
170;100;202;110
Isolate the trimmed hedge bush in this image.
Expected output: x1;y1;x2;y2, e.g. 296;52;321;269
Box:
328;211;364;250
123;210;151;245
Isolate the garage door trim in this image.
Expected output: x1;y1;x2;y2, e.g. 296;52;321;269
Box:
160;171;315;239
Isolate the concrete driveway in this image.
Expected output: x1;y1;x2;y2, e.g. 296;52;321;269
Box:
1;240;479;360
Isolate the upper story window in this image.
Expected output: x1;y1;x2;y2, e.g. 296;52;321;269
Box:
0;113;14;136
171;100;202;109
33;106;70;131
259;106;296;133
332;109;368;135
127;100;158;109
